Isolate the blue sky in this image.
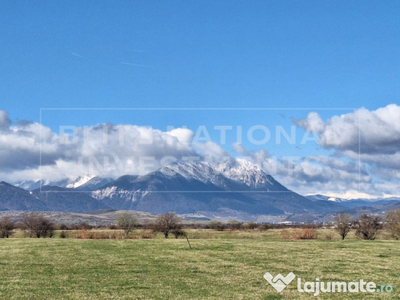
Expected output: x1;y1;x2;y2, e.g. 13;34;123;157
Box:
1;1;400;197
1;1;399;120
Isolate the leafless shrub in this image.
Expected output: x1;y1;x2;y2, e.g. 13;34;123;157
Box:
153;212;181;238
116;212;138;237
0;215;15;238
299;228;318;239
334;213;353;240
207;220;226;231
227;219;243;231
77;228;88;239
355;214;382;240
385;210;400;240
22;213;54;238
243;221;258;230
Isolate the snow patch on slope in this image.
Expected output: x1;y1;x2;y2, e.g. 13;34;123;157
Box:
66;175;96;189
158;159;274;188
216;158;273;187
92;186;147;202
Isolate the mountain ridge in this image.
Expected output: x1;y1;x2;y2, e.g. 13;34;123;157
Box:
2;161;400;221
90;161;343;216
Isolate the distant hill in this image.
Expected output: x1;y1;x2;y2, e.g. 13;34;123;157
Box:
0;182;109;213
0;181;46;211
31;186;110;213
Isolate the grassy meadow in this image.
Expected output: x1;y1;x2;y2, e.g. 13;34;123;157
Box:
0;229;398;299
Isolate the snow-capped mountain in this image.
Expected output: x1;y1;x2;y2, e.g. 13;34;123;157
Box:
145;159;284;191
216;159;283;190
157;161;254;191
3;160;400;220
306;194;345;203
159;161;231;186
74;176;115;191
306;194;400;209
91;160;342;216
65;175;97;189
15;179;72;191
15;176;114;191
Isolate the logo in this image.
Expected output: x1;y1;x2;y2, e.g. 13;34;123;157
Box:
263;272;296;292
263;271;393;296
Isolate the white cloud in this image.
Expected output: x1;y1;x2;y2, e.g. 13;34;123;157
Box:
1;105;400;199
288;104;400;197
0;120;60;170
229;143;395;198
295;104;400;155
0;115;243;183
0;112;199;182
194;141;230;164
292;112;325;133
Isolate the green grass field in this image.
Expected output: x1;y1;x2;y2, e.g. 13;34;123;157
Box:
0;230;398;299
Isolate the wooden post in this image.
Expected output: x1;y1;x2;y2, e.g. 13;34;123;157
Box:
185;235;192;249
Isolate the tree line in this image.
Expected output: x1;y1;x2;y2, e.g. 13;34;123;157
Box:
0;210;400;241
334;212;399;240
0;211;186;240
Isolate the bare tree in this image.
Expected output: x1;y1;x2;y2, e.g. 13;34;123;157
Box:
116;212;138;237
0;215;15;238
153;212;181;238
385;210;400;240
355;214;382;240
228;219;243;230
22;213;54;238
208;220;226;231
244;221;258;230
22;213;38;238
334;213;353;240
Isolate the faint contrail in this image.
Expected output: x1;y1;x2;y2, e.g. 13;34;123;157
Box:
121;62;152;68
71;52;86;59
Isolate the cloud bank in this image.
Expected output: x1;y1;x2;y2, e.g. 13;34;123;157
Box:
294;104;400;155
0;111;198;182
1;104;399;198
289;104;400;197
